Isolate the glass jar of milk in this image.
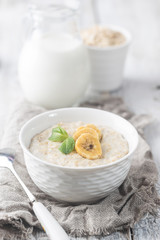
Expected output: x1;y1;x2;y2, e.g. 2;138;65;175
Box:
18;5;90;109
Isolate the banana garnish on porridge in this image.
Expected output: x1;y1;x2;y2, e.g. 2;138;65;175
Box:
29;122;129;167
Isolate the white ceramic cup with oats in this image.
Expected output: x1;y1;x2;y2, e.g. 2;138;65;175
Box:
81;25;131;92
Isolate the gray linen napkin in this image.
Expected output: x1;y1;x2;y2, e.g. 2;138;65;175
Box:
0;96;159;240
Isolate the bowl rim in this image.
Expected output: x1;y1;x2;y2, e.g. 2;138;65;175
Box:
19;107;139;171
84;24;132;51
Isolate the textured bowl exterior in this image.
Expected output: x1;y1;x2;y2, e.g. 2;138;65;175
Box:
24;153;132;203
87;25;131;91
20;108;138;203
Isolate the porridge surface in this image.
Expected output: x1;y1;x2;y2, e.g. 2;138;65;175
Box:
29;122;129;167
81;25;126;47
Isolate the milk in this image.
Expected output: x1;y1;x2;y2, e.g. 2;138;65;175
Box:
18;33;90;108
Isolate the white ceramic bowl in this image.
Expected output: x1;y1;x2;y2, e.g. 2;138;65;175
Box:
19;108;138;203
86;25;131;91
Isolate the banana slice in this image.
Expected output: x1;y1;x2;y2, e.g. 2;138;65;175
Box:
75;133;102;160
76;126;85;132
73;127;98;141
86;124;102;140
77;124;102;140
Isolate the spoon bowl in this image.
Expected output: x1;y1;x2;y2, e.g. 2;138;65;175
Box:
0;148;15;163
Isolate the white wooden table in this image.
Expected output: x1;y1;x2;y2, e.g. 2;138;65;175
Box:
0;0;160;239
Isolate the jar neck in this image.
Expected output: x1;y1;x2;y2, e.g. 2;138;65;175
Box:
29;5;80;38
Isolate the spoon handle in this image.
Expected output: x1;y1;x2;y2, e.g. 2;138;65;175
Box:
9;165;69;240
33;202;69;240
9;165;36;202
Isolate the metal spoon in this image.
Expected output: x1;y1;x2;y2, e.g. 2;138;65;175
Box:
0;148;69;240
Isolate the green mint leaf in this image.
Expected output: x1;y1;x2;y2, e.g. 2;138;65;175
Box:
48;126;68;142
59;137;75;154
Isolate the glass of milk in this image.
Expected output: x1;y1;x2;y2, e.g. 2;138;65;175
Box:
18;4;90;109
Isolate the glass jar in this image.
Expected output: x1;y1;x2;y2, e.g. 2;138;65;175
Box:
18;4;90;109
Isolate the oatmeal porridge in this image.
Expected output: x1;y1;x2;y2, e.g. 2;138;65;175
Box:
29;121;129;167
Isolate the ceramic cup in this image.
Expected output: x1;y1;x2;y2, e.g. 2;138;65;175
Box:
86;25;131;92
